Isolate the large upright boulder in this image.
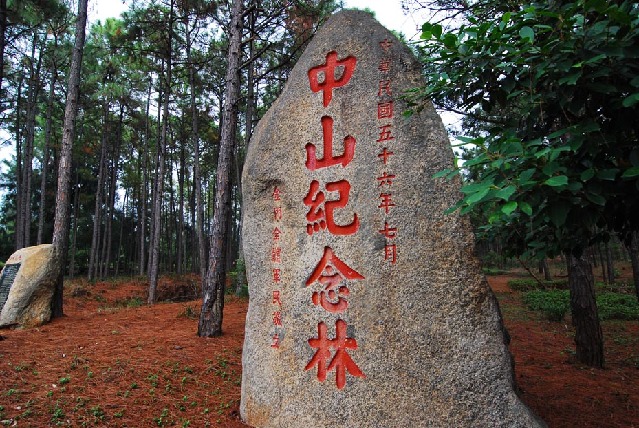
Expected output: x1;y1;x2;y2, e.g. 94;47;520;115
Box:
0;244;57;328
240;10;544;428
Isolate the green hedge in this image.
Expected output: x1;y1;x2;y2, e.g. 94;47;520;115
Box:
508;278;569;292
522;290;570;321
522;290;639;321
597;293;639;320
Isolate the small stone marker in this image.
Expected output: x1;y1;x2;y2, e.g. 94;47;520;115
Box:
240;10;544;428
0;244;57;328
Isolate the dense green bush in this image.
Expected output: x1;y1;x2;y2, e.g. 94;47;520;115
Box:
482;267;510;275
522;290;570;321
522;290;639;321
508;278;569;292
597;293;639;320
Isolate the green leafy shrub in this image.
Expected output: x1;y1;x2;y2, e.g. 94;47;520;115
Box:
482;267;509;275
523;290;639;321
508;278;569;291
596;293;639;320
522;290;570;321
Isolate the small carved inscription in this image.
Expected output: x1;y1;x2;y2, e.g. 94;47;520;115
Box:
0;263;21;312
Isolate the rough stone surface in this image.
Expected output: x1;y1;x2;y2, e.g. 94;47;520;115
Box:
240;10;544;428
0;244;57;328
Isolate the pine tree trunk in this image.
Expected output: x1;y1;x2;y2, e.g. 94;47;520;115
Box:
51;0;88;317
37;62;56;245
567;253;604;368
115;191;127;277
198;0;243;337
187;17;207;283
102;106;123;278
0;0;6;93
138;78;152;277
15;73;23;250
176;144;184;274
149;2;174;303
605;243;615;285
597;244;607;284
19;34;43;249
148;91;167;303
539;258;551;281
88;103;109;281
69;170;80;279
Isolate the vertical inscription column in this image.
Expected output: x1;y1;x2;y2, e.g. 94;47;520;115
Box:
271;187;284;348
303;51;365;390
376;39;398;265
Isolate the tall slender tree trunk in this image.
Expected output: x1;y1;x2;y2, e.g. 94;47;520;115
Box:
605;242;615;285
51;0;88;317
19;33;44;249
0;0;6;93
68;169;80;279
149;1;174;303
198;0;243;337
538;258;551;281
88;103;110;281
177;144;185;274
187;14;207;283
115;191;128;277
148;70;164;276
167;149;176;271
37;32;59;245
37;62;57;244
138;78;152;276
597;244;607;284
101;105;124;278
567;253;604;368
233;8;255;294
15;74;23;250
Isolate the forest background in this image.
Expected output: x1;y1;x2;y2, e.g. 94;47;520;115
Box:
1;0;638;365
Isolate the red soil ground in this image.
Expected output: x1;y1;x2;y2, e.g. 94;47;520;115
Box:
0;273;637;427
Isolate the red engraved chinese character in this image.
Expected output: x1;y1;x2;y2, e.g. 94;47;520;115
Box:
377;102;393;119
378;147;394;165
384;243;397;264
377;124;394;142
304;180;359;236
378;193;396;213
271;247;282;263
305;319;365;390
379;222;398;239
271;333;280;348
273;227;281;241
306;116;355;170
378;59;391;73
310;265;350;313
273;290;282;306
306;246;364;313
308;51;357;107
273;187;281;201
274;207;282;221
379;39;393;52
377;171;396;187
273;268;282;282
273;311;283;326
378;80;392;97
